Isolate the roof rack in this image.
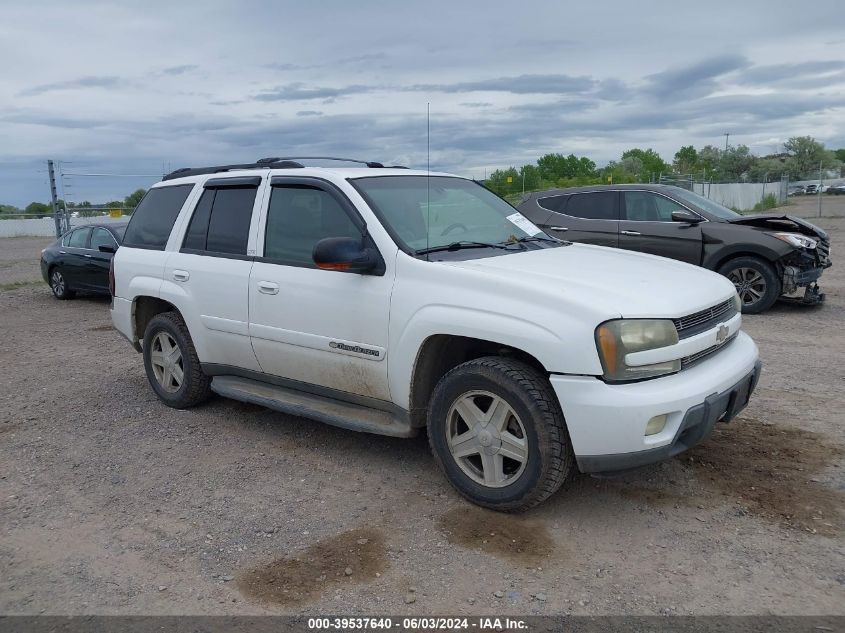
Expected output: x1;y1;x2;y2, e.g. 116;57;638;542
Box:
162;156;407;181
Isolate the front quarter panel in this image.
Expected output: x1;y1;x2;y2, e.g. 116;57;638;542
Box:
388;253;607;409
700;222;793;270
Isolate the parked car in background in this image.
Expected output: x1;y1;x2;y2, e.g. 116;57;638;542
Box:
805;184;819;195
826;183;845;195
787;186;805;196
517;184;831;313
40;223;126;299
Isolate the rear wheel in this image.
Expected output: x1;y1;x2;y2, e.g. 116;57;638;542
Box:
718;256;780;314
143;312;211;408
427;356;573;512
49;268;75;300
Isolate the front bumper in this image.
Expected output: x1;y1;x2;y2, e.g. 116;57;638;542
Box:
549;331;760;473
40;259;49;283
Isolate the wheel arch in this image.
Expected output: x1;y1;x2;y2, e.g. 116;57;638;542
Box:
133;296;182;342
408;334;548;428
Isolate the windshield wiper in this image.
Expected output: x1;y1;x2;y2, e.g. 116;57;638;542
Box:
508;235;565;246
415;241;517;256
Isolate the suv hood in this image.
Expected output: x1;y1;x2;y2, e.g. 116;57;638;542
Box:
727;214;828;241
446;243;736;319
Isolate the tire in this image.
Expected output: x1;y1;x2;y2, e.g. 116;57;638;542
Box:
49;267;75;300
142;311;211;408
427;356;574;512
718;256;781;314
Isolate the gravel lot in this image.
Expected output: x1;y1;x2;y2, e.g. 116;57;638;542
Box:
1;208;843;616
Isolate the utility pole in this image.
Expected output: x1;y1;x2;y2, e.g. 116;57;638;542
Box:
47;160;61;238
723;132;730;152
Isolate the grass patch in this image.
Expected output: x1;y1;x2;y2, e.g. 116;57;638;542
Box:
0;280;42;292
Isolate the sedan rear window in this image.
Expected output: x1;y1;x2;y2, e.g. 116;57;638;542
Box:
123;185;194;250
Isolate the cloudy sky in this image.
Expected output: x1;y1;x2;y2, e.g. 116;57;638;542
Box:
1;0;844;206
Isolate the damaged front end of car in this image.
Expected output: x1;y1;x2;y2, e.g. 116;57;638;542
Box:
728;214;832;305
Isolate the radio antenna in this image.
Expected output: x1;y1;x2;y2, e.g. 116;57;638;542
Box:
426;102;431;260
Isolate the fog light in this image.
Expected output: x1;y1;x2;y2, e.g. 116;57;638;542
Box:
645;414;668;436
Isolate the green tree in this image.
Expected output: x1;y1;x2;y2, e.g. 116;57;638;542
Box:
25;202;51;217
620;148;670;181
673;145;698;174
124;188;147;211
719;145;756;181
783;136;835;179
0;204;21;214
834;148;845;162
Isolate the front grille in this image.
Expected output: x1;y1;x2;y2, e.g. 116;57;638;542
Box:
673;299;736;339
818;239;831;266
681;333;738;369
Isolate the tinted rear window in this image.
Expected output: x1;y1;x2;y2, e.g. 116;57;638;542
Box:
566;192;618;220
537;194;570;213
181;186;256;256
122;185;194;250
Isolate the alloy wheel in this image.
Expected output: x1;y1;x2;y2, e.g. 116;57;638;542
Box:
446;390;528;488
51;270;65;296
728;267;767;307
150;331;184;393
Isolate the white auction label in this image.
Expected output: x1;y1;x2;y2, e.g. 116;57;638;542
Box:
506;212;542;236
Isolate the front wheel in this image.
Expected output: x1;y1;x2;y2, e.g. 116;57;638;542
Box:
143;312;211;408
49;268;75;300
718;256;780;314
427;357;574;512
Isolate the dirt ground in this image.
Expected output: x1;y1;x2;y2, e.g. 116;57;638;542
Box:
1;209;843;616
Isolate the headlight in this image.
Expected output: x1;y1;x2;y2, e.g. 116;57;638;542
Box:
770;232;817;249
595;319;680;382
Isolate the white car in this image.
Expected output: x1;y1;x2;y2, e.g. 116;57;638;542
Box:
110;157;761;511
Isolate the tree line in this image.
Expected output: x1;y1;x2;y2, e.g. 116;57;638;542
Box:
0;189;147;218
484;136;844;197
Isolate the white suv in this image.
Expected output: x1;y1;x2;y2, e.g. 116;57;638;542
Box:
111;157;761;511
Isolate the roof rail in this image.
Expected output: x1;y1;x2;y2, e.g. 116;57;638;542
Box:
162;156;406;181
162;159;304;181
264;156;391;168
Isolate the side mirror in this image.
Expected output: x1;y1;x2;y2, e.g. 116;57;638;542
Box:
671;210;701;224
313;237;378;273
98;244;116;253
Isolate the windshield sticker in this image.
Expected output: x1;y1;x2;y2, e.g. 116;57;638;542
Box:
506;213;542;236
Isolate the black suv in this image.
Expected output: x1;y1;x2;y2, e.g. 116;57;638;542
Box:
517;184;831;313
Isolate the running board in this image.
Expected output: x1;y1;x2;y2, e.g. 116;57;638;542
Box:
210;375;416;438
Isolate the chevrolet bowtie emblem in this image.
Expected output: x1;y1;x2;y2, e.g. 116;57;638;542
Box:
716;324;729;343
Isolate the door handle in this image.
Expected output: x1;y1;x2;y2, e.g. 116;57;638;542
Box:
257;281;279;295
59;250;67;254
172;270;190;282
549;226;569;232
84;254;93;258
621;230;641;236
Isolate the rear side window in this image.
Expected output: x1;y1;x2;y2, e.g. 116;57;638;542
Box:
67;228;90;248
90;227;116;251
182;186;257;256
566;192;618;220
122;185;194;250
537;194;570;213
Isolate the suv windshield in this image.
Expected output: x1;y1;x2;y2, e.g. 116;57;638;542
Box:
669;187;741;220
351;176;556;255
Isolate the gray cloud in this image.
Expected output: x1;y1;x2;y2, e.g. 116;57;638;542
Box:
410;74;597;95
296;110;323;117
644;55;749;100
161;65;199;75
253;83;377;101
19;75;123;97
